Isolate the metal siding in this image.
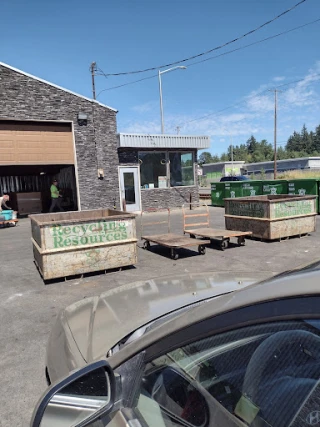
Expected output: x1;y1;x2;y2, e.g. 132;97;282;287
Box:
118;133;210;149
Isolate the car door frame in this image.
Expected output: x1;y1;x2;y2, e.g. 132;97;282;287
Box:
110;295;320;413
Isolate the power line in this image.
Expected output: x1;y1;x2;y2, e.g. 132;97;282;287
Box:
96;17;320;95
173;73;320;129
96;73;158;97
96;0;309;76
185;18;320;69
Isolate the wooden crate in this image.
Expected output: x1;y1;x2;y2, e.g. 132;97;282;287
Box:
29;209;137;280
224;195;317;240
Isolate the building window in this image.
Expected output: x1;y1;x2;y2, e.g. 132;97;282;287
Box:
139;151;195;189
139;152;167;189
170;152;194;187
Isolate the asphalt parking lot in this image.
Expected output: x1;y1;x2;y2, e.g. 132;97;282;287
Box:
1;206;320;426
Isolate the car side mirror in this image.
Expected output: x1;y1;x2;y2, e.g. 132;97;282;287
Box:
31;361;116;427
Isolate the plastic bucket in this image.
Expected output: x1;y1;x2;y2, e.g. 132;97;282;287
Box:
1;210;13;220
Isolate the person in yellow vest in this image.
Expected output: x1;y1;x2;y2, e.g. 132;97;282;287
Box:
49;179;63;212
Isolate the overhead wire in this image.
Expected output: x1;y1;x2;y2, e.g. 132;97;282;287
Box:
172;73;320;130
96;17;320;96
96;0;309;76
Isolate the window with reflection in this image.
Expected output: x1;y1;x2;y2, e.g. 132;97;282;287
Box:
170;152;194;187
139;152;167;189
139;151;195;189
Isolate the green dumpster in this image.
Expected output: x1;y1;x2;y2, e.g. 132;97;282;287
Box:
225;182;243;199
211;182;225;207
288;179;318;213
241;180;263;197
262;180;288;196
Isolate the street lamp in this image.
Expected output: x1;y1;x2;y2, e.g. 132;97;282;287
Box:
158;66;187;134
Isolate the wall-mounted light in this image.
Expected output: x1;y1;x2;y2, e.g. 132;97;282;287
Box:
77;112;88;126
98;168;104;179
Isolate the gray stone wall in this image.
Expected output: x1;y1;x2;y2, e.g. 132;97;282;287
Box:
141;187;199;209
0;64;119;210
119;148;199;209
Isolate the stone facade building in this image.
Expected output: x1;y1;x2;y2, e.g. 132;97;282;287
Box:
0;62;209;213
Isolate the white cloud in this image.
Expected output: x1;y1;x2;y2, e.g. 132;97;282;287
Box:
131;101;156;114
121;119;161;134
273;76;285;82
120;61;320;153
246;94;274;113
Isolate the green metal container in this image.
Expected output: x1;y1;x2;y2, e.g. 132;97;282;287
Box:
225;182;243;199
241;180;263;197
262;180;288;196
288;179;319;214
211;182;225;207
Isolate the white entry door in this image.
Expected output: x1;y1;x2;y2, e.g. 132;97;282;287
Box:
119;167;141;212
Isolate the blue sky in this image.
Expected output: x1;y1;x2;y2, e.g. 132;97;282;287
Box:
1;0;320;155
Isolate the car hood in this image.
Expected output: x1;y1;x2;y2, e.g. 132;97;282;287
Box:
64;271;274;362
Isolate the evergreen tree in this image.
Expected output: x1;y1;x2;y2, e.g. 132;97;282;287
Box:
313;126;320;153
198;152;213;164
300;124;313;153
286;131;301;152
246;135;258;154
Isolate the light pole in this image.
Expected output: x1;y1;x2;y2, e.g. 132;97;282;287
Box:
158;66;187;134
269;89;282;179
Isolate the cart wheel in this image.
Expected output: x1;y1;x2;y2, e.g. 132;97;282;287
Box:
198;245;206;255
220;239;229;251
190;234;196;239
143;241;150;250
171;249;179;260
237;236;246;246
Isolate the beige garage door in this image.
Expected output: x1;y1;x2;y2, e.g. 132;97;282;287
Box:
0;120;75;165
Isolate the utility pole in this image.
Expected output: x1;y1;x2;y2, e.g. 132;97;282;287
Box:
269;89;282;179
176;126;181;135
90;62;97;100
231;136;234;167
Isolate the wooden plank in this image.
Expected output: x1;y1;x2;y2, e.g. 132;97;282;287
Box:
185;228;252;239
184;222;210;228
224;213;316;222
33;242;137;280
141;233;210;248
184;213;209;218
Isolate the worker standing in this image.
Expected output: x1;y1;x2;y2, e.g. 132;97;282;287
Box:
49;179;63;212
0;194;11;211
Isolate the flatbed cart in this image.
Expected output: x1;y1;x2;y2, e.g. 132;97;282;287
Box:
141;208;210;260
182;204;252;251
0;219;18;228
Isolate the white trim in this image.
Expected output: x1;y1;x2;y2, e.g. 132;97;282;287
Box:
118;166;142;212
0;118;74;124
0;61;117;112
203;161;245;166
71;122;81;211
246;157;320;168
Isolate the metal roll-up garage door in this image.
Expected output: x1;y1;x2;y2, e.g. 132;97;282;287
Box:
0;120;74;165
